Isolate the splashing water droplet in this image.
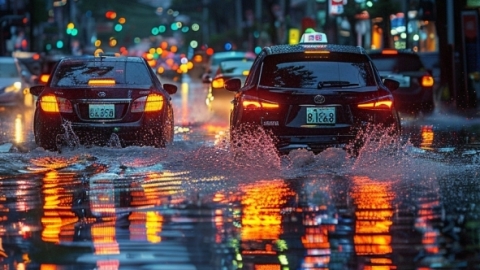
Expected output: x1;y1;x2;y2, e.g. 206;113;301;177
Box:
107;133;122;148
229;125;280;168
57;120;80;150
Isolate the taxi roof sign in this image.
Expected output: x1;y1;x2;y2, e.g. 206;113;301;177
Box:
299;28;328;44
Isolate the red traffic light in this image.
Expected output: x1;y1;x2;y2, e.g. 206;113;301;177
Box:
105;11;117;20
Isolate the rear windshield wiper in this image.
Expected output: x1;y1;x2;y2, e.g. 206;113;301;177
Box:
317;81;359;89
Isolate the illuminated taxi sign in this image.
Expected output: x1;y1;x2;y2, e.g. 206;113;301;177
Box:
299;29;328;44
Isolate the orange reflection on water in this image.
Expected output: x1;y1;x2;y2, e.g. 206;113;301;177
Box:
241;180;293;241
128;211;163;243
351;176;394;258
30;155;88;171
14;113;23;143
415;198;441;254
420;125;434;150
41;171;77;243
91;221;119;255
96;260;120;270
130;171;184;207
301;226;334;249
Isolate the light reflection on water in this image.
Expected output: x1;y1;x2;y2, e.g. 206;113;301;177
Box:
0;132;479;269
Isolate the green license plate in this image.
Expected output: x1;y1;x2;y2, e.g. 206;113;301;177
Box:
306;107;336;124
89;104;115;119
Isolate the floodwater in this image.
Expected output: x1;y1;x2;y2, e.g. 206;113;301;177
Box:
0;76;480;269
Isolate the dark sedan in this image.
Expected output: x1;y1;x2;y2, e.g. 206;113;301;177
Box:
224;31;401;155
368;49;435;115
29;54;177;151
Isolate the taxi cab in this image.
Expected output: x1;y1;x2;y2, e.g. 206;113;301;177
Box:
224;29;401;155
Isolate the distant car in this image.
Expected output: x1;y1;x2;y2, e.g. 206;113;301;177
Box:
0;56;33;107
37;54;68;85
368;49;435;115
202;51;256;82
224;30;401;155
29;54;177;151
209;59;254;98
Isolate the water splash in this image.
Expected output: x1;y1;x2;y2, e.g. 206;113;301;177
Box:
107;133;122;148
56;120;80;151
350;123;406;169
229;125;281;169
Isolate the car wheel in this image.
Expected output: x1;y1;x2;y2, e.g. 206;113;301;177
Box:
145;109;174;148
158;108;174;147
34;120;62;151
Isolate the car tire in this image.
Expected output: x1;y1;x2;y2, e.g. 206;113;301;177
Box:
158;108;174;147
144;108;174;148
34;120;62;151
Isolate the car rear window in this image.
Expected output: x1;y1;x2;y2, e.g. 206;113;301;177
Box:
219;61;253;75
50;59;153;88
369;54;424;72
259;52;376;89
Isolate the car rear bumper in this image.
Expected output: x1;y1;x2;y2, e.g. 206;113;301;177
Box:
35;110;165;145
276;134;355;153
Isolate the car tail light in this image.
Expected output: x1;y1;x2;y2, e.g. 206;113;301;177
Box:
131;93;164;113
421;75;434;87
39;94;73;113
241;95;279;111
358;96;393;110
39;74;50;84
212;78;224;89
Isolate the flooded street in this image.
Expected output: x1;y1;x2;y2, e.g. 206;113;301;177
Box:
1;76;480;269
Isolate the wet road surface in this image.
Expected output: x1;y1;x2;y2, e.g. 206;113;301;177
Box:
0;76;479;269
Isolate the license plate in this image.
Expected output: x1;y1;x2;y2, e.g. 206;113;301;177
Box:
89;104;115;119
306;107;336;124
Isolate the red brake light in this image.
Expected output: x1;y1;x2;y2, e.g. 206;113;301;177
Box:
131;94;164;113
358;97;393;110
241;95;279;110
421;75;434;87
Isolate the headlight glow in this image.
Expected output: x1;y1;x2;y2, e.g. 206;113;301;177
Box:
5;81;22;93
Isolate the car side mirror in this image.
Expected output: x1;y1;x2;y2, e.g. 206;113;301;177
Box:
163;83;177;95
383;78;400;91
30;85;45;96
224;78;242;92
202;74;212;83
